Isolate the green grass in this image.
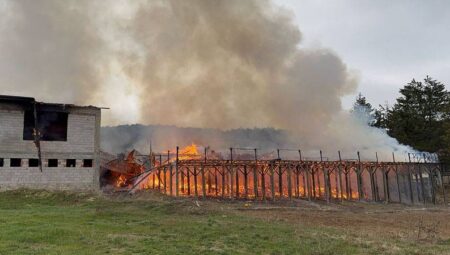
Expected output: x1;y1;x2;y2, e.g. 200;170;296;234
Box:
0;190;446;254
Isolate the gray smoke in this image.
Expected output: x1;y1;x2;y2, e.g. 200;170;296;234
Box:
0;0;103;104
101;125;292;154
0;0;415;160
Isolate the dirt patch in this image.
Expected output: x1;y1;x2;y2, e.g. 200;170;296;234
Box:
234;200;450;246
121;190;450;248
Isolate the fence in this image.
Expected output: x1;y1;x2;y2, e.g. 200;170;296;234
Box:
131;147;446;205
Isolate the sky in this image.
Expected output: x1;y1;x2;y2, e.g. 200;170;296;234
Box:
277;0;450;109
1;0;449;119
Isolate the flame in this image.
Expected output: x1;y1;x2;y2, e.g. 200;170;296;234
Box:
177;143;201;161
116;174;127;187
106;144;361;201
142;167;360;200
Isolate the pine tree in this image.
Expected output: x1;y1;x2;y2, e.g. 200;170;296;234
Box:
373;103;389;129
351;93;375;125
386;76;449;153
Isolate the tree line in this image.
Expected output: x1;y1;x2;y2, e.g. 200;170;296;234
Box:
352;76;450;163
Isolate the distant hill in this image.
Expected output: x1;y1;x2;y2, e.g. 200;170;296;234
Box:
101;124;293;154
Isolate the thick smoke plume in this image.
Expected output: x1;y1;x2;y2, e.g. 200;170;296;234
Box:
0;0;414;160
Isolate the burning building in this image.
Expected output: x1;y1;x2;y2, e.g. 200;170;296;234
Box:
105;144;445;206
0;95;102;190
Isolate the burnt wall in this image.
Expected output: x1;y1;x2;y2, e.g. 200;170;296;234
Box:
0;103;101;191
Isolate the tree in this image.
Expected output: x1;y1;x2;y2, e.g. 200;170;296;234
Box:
373;103;389;129
439;102;450;162
386;76;449;153
351;93;375;125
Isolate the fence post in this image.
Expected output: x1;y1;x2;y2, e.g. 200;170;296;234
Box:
230;148;234;199
254;149;259;199
201;165;206;199
261;166;266;200
175;147;179;197
407;153;415;204
321;151;330;203
393;153;402;203
270;162;275;200
357;152;363;201
338;151;344;202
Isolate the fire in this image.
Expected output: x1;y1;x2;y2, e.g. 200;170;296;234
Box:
104;145;363;202
177;143;201;161
141;143;201;188
103;150;146;188
181;143;199;155
116;174;127;187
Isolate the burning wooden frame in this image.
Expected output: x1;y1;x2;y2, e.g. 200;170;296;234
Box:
105;145;446;205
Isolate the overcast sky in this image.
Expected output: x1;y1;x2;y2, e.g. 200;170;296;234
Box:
277;0;450;109
1;0;449;114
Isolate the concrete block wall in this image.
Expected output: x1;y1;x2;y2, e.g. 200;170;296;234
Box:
0;104;101;191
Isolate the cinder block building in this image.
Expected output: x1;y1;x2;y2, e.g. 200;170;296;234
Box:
0;95;101;190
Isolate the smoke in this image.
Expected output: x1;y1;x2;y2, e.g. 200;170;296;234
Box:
0;0;103;104
0;0;414;159
101;124;293;154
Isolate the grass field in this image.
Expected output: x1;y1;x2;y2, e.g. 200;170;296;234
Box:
0;189;449;254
